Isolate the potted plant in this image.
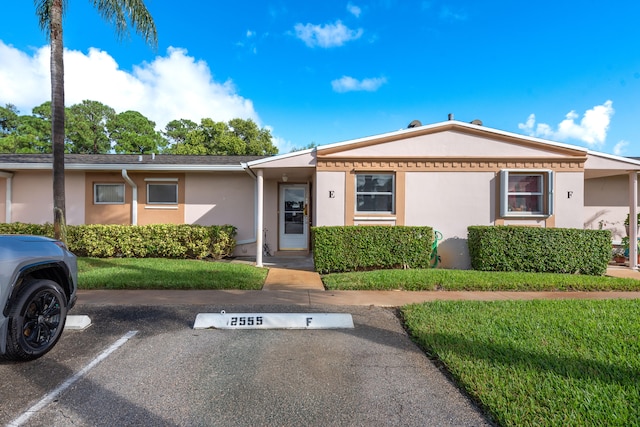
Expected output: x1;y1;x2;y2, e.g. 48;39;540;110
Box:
612;247;626;264
624;213;640;236
621;236;640;263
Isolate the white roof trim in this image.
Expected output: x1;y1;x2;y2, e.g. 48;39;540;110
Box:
586;150;640;168
246;147;315;167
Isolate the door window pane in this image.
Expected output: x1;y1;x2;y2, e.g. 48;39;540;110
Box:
284;188;305;235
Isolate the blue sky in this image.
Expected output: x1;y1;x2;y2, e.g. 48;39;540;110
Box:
2;1;640;154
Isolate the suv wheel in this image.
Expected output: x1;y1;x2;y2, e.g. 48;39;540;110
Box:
5;279;68;361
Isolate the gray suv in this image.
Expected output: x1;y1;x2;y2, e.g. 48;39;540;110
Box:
0;235;78;361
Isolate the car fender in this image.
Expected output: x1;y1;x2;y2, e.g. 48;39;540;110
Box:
3;261;72;317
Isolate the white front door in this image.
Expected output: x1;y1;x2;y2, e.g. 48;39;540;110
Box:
279;184;309;250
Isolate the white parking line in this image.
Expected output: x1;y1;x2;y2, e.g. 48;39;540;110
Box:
6;330;138;427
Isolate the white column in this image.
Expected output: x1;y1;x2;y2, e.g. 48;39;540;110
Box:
256;169;264;267
629;172;638;269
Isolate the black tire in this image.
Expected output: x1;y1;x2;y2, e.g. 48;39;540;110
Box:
4;279;68;361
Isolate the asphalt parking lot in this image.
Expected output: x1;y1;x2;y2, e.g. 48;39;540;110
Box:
0;304;492;427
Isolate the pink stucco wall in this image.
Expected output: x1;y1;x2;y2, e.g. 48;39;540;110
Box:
584;175;635;243
184;173;256;243
405;171;495;269
7;171;85;225
314;171;345;226
322;131;572;159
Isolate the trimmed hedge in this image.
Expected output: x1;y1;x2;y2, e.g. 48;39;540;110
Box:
468;225;611;276
312;226;434;274
0;223;236;259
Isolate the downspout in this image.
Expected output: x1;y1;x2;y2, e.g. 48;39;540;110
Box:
0;171;13;223
121;169;138;225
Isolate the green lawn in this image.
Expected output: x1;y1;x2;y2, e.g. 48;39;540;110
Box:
402;299;640;426
77;257;267;290
322;268;640;291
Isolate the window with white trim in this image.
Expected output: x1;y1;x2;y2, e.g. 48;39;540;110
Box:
355;173;394;213
94;183;125;204
500;170;553;216
147;183;178;204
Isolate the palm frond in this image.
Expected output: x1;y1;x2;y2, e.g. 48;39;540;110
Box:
91;0;158;48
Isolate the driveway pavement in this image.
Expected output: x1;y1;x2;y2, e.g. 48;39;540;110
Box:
2;304;493;426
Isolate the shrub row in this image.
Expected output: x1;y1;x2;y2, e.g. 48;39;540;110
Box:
0;223;236;259
468;225;611;276
312;226;434;274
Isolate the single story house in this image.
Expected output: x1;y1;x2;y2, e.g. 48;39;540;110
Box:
1;118;640;269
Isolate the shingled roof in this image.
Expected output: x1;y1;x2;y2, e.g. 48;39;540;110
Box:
0;153;271;171
0;153;267;165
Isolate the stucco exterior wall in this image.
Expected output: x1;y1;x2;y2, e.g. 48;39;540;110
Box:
5;171;85;225
85;172;131;224
263;179;278;253
65;172;86;225
405;171;495;269
84;172;185;225
584;175;634;242
322;130;574;159
314;171;346;226
185;173;256;244
553;172;584;229
11;171;53;224
135;173;185;225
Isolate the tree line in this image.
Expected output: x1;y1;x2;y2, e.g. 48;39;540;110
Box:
0;100;279;156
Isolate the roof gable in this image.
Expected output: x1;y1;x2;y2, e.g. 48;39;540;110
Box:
317;121;588;160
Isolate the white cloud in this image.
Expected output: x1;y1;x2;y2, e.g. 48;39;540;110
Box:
347;2;362;18
613;140;629;156
331;75;387;93
268;131;296;153
0;41;259;131
0;42;50;111
294;20;363;48
517;101;614;147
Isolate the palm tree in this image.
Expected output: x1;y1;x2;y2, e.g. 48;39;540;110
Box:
34;0;157;242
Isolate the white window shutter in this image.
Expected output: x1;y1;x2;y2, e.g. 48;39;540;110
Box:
547;171;554;215
499;170;509;217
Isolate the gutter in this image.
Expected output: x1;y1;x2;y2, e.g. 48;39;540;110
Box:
0;171;13;222
121;169;138;225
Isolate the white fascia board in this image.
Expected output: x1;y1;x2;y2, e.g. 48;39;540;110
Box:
586;150;640;168
0;163;246;172
246;148;315;167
